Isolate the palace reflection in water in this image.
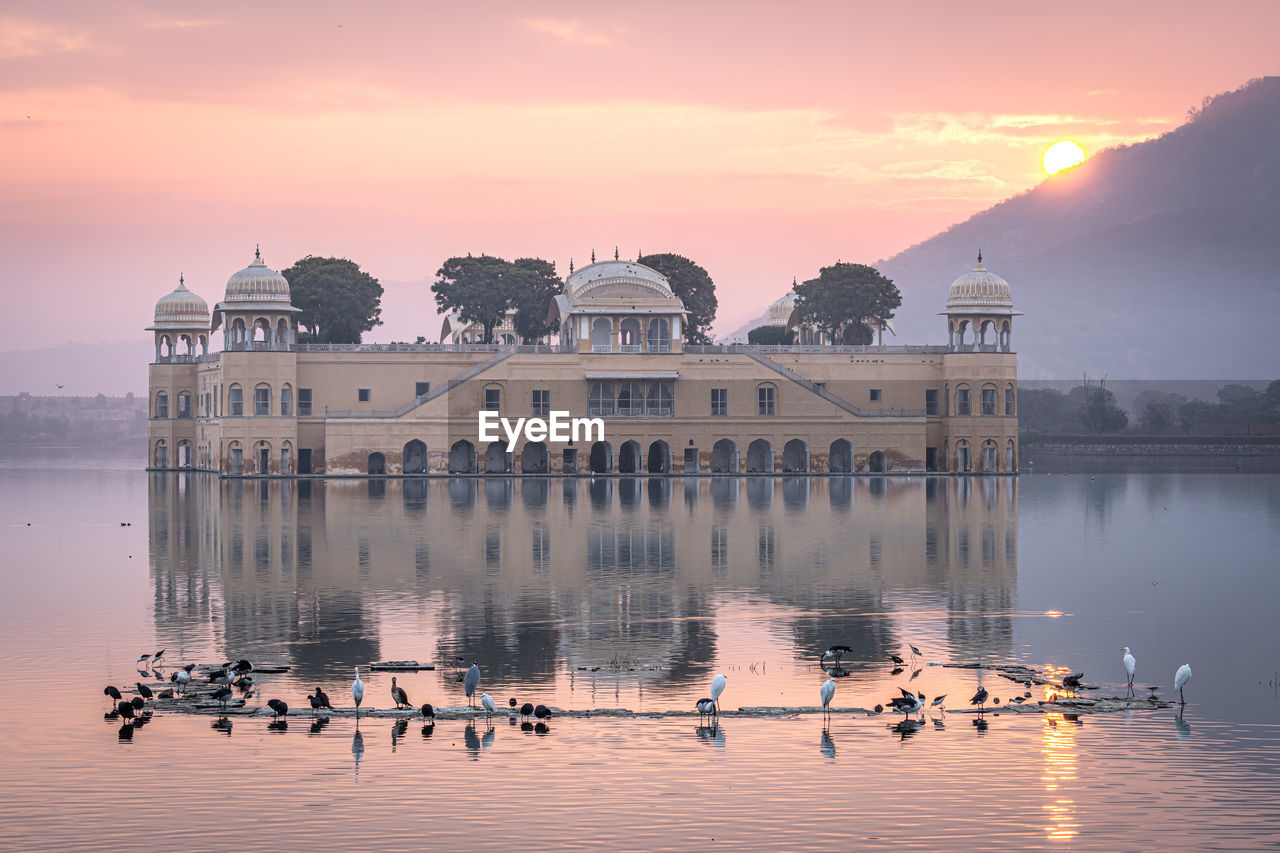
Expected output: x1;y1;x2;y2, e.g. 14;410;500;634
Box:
147;474;1018;703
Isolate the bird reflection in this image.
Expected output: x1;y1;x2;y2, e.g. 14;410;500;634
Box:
820;728;836;759
390;719;408;751
972;717;990;733
352;730;365;780
268;719;288;733
534;722;550;736
481;726;496;750
117;722;134;741
211;716;232;736
695;723;725;747
892;719;921;740
521;721;534;733
309;717;331;735
1174;713;1191;740
421;722;435;739
464;723;481;757
824;666;850;678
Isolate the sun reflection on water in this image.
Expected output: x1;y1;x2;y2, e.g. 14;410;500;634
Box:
1041;712;1080;841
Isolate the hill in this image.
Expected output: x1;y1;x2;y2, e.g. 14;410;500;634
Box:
878;76;1280;379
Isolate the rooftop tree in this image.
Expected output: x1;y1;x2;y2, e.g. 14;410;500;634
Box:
284;256;383;344
793;262;901;346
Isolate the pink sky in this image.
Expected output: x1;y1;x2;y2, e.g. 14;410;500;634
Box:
1;1;1276;349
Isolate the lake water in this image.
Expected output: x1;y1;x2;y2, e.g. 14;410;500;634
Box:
1;456;1278;850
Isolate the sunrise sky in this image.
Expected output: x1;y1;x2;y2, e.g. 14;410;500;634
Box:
2;1;1276;349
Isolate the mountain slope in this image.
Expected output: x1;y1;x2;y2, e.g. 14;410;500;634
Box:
877;76;1280;378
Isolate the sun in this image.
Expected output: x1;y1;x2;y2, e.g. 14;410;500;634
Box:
1043;140;1086;175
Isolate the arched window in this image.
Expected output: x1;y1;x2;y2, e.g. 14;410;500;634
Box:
176;391;192;419
981;383;997;416
619;317;642;351
956;384;971;416
647;317;671;352
591;318;613;352
1005;384;1015;416
228;384;243;416
280;384;292;417
155;391;169;419
254;383;271;417
154;439;168;468
757;383;776;416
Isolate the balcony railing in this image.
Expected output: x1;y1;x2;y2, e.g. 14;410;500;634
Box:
586;403;675;418
619;344;643;353
592;344;613;353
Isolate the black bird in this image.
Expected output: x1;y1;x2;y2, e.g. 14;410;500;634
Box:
889;654;905;665
182;663;197;673
873;704;884;714
391;677;410;709
533;704;551;721
267;699;288;718
509;697;518;708
1062;672;1084;689
888;690;925;717
520;702;534;721
212;687;233;709
909;644;922;658
420;703;435;722
970;686;989;711
136;682;153;700
695;698;716;724
233;675;254;689
104;685;122;702
130;696;146;713
308;688;332;712
231;659;254;674
117;700;135;721
821;645;852;667
208;668;230;684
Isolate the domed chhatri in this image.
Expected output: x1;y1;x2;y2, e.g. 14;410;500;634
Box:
563;259;674;298
147;275;210;362
550;257;687;355
940;251;1022;353
767;287;797;327
222;245;293;305
152;275;209;326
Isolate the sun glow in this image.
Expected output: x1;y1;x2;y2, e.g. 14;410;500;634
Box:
1043;140;1086;175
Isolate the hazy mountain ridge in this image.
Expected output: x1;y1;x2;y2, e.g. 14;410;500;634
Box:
878;76;1280;378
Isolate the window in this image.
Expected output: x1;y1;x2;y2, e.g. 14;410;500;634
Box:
869;388;882;402
981;388;997;416
357;388;371;403
177;392;191;418
1005;388;1015;416
588;382;613;415
532;389;550;417
280;386;292;417
297;388;313;416
415;381;431;398
155;392;168;419
956;387;971;416
229;386;243;416
255;386;271;417
711;388;728;416
484;387;501;412
925;389;939;415
757;385;775;416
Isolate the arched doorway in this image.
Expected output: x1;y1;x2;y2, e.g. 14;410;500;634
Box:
368;452;387;475
782;438;809;473
1006;439;1016;472
484;440;510;474
647;440;672;474
746;438;773;473
154;439;168;469
955;441;970;473
591;317;612;352
868;450;887;473
403;439;428;474
590;441;614;473
983;440;998;473
449;440;477;474
618;439;643;474
711;439;738;474
829;438;852;473
521;441;549;474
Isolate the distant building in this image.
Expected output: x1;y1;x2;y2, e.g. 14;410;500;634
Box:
147;251;1020;475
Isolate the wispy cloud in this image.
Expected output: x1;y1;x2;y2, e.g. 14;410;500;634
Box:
0;17;94;59
522;18;616;46
143;18;224;30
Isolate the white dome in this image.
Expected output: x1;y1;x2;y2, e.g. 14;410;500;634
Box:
152;276;209;326
223;247;292;305
565;260;672;297
946;255;1014;311
768;288;797;326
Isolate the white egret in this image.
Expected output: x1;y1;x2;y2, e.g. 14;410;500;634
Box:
710;673;726;714
1122;647;1136;689
1174;664;1192;704
464;663;480;706
820;678;836;717
481;692;496;719
352;667;365;719
391;676;410;709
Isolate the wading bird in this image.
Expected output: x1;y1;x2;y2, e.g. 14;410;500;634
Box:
889;689;925;718
1174;664;1192;704
136;653;151;667
909;644;922;659
150;649;166;667
481;693;496;720
820;678;836;718
1063;672;1083;689
212;687;232;709
520;702;534;721
710;673;726;715
172;669;191;695
696;698;716;724
534;704;551;722
135;682;153;701
1123;647;1137;689
464;663;480;706
267;699;288;719
931;694;947;710
821;646;852;668
104;685;122;703
420;703;435;722
391;677;410;709
352;668;365;718
117;700;135;721
970;685;989;711
309;687;332;713
889;654;905;666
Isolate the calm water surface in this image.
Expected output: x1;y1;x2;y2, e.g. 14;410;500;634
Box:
1;457;1278;850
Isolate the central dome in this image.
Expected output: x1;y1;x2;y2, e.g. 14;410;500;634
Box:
224;247;291;304
152;276;209;326
565;260;672;297
946;256;1014;310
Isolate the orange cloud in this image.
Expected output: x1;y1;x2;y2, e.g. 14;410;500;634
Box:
521;17;616;46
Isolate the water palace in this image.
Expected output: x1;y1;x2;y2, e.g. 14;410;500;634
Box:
146;251;1020;476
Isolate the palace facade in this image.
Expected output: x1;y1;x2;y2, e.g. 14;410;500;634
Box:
147;251;1020;476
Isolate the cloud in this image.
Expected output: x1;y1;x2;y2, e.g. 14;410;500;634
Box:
522;18;616;46
0;17;93;59
143;18;224;30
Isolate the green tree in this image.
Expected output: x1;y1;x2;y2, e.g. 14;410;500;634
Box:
638;253;717;344
284;256;383;344
1140;402;1175;434
793;262;901;345
432;255;513;344
507;257;564;343
1078;387;1128;433
1266;378;1280;407
1217;384;1271;434
746;325;794;345
1178;400;1221;433
1017;387;1072;432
